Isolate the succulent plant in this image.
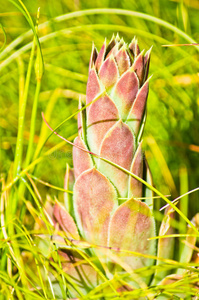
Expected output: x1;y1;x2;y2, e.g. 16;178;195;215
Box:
50;36;199;299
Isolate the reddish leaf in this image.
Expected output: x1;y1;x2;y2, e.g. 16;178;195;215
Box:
95;40;106;72
108;198;156;270
115;45;131;76
87;94;119;154
133;52;144;84
99;55;119;89
54;202;79;240
86;68;102;109
73;168;117;245
99;120;134;197
106;42;119;59
112;68;139;119
126;80;149;135
73;135;93;179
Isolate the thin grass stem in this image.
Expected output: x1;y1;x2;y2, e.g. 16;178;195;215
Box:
12;36;36;180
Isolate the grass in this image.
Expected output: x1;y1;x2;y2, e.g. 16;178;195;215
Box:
0;0;199;299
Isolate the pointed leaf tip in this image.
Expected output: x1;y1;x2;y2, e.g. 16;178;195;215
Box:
86;68;102;106
115;45;131;75
129;37;140;57
112;68;139;119
99;55;119;88
54;202;79;240
89;44;98;71
133;51;145;84
126;79;149;135
105;37;117;57
95;40;106;72
143;47;152;81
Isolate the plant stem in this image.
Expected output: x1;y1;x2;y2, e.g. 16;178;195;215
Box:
13;37;36;180
25;79;41;167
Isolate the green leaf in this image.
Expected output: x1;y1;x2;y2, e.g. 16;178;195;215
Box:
64;164;75;216
152;207;175;285
128;141;143;199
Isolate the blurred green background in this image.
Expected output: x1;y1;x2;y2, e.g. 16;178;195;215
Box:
0;0;199;216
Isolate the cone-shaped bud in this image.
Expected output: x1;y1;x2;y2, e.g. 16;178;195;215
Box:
54;36;154;283
51;36;199;295
73;35;153;250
